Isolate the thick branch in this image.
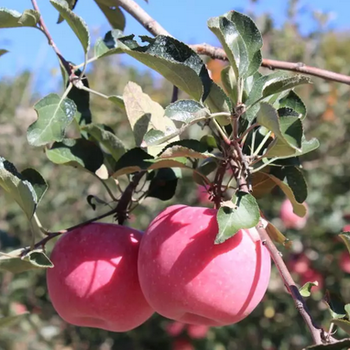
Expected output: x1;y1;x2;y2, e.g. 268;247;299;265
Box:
115;0;350;85
114;0;171;37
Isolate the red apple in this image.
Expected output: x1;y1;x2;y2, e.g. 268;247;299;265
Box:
166;321;186;337
280;199;308;230
343;224;350;232
340;251;350;274
187;324;209;339
138;205;271;326
288;254;310;275
172;338;194;350
46;223;154;332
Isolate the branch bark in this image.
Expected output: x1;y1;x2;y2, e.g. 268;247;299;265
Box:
114;0;350;85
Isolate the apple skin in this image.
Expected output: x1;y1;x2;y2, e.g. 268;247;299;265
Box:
46;223;154;332
138;205;271;326
280;199;308;230
340;251;350;274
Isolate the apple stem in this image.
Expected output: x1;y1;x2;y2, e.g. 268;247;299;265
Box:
27;206;121;253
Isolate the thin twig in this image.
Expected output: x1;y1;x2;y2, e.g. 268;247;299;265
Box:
28;206;119;252
115;0;350;85
31;0;71;74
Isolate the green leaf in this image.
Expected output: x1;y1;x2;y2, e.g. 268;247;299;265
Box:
68;69;91;126
46;138;104;173
0;248;53;273
0;313;29;329
158;140;212;160
200;135;218;150
265;221;291;247
108;95;125;110
303;339;350;350
265;136;319;160
112;148;190;178
57;0;77;23
215;192;260;244
196;158;218;177
82;124;126;162
278;90;307;120
299;281;319;297
204;83;232;124
280;166;307;203
245;72;310;122
257;103;302;151
123;82;178;153
262;173;307;217
339;234;350;256
0;158;37;220
165;100;208;124
118;35;211;101
263;75;311;98
332;319;350;336
0;8;40;28
208;11;262;78
0;49;9;57
208;16;248;78
95;1;125;30
225;11;263;77
50;0;90;54
221;65;238;104
27;93;77;147
94;29;124;58
22;249;54;268
251;171;277;198
147;168;178;201
21;168;48;204
324;290;347;320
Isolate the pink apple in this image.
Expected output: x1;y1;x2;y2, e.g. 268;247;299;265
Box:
340;251;350;274
166;321;186;337
343;224;350;232
138;205;271;326
46;223;154;332
280;199;308;230
288;254;310;275
187;324;209;339
172;338;194;350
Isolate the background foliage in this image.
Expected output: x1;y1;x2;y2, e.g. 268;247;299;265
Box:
1;1;350;349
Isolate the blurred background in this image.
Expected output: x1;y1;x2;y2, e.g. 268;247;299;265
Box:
1;0;350;349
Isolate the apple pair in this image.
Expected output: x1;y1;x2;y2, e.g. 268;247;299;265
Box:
46;205;271;332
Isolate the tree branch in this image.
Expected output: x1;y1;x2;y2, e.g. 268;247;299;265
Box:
31;0;71;74
115;0;350;85
114;0;171;37
257;224;325;345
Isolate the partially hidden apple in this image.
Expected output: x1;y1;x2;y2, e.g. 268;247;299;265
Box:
138;205;271;326
340;251;350;274
280;199;308;230
46;223;154;332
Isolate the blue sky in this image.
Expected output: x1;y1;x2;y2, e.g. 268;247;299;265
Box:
0;0;349;91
